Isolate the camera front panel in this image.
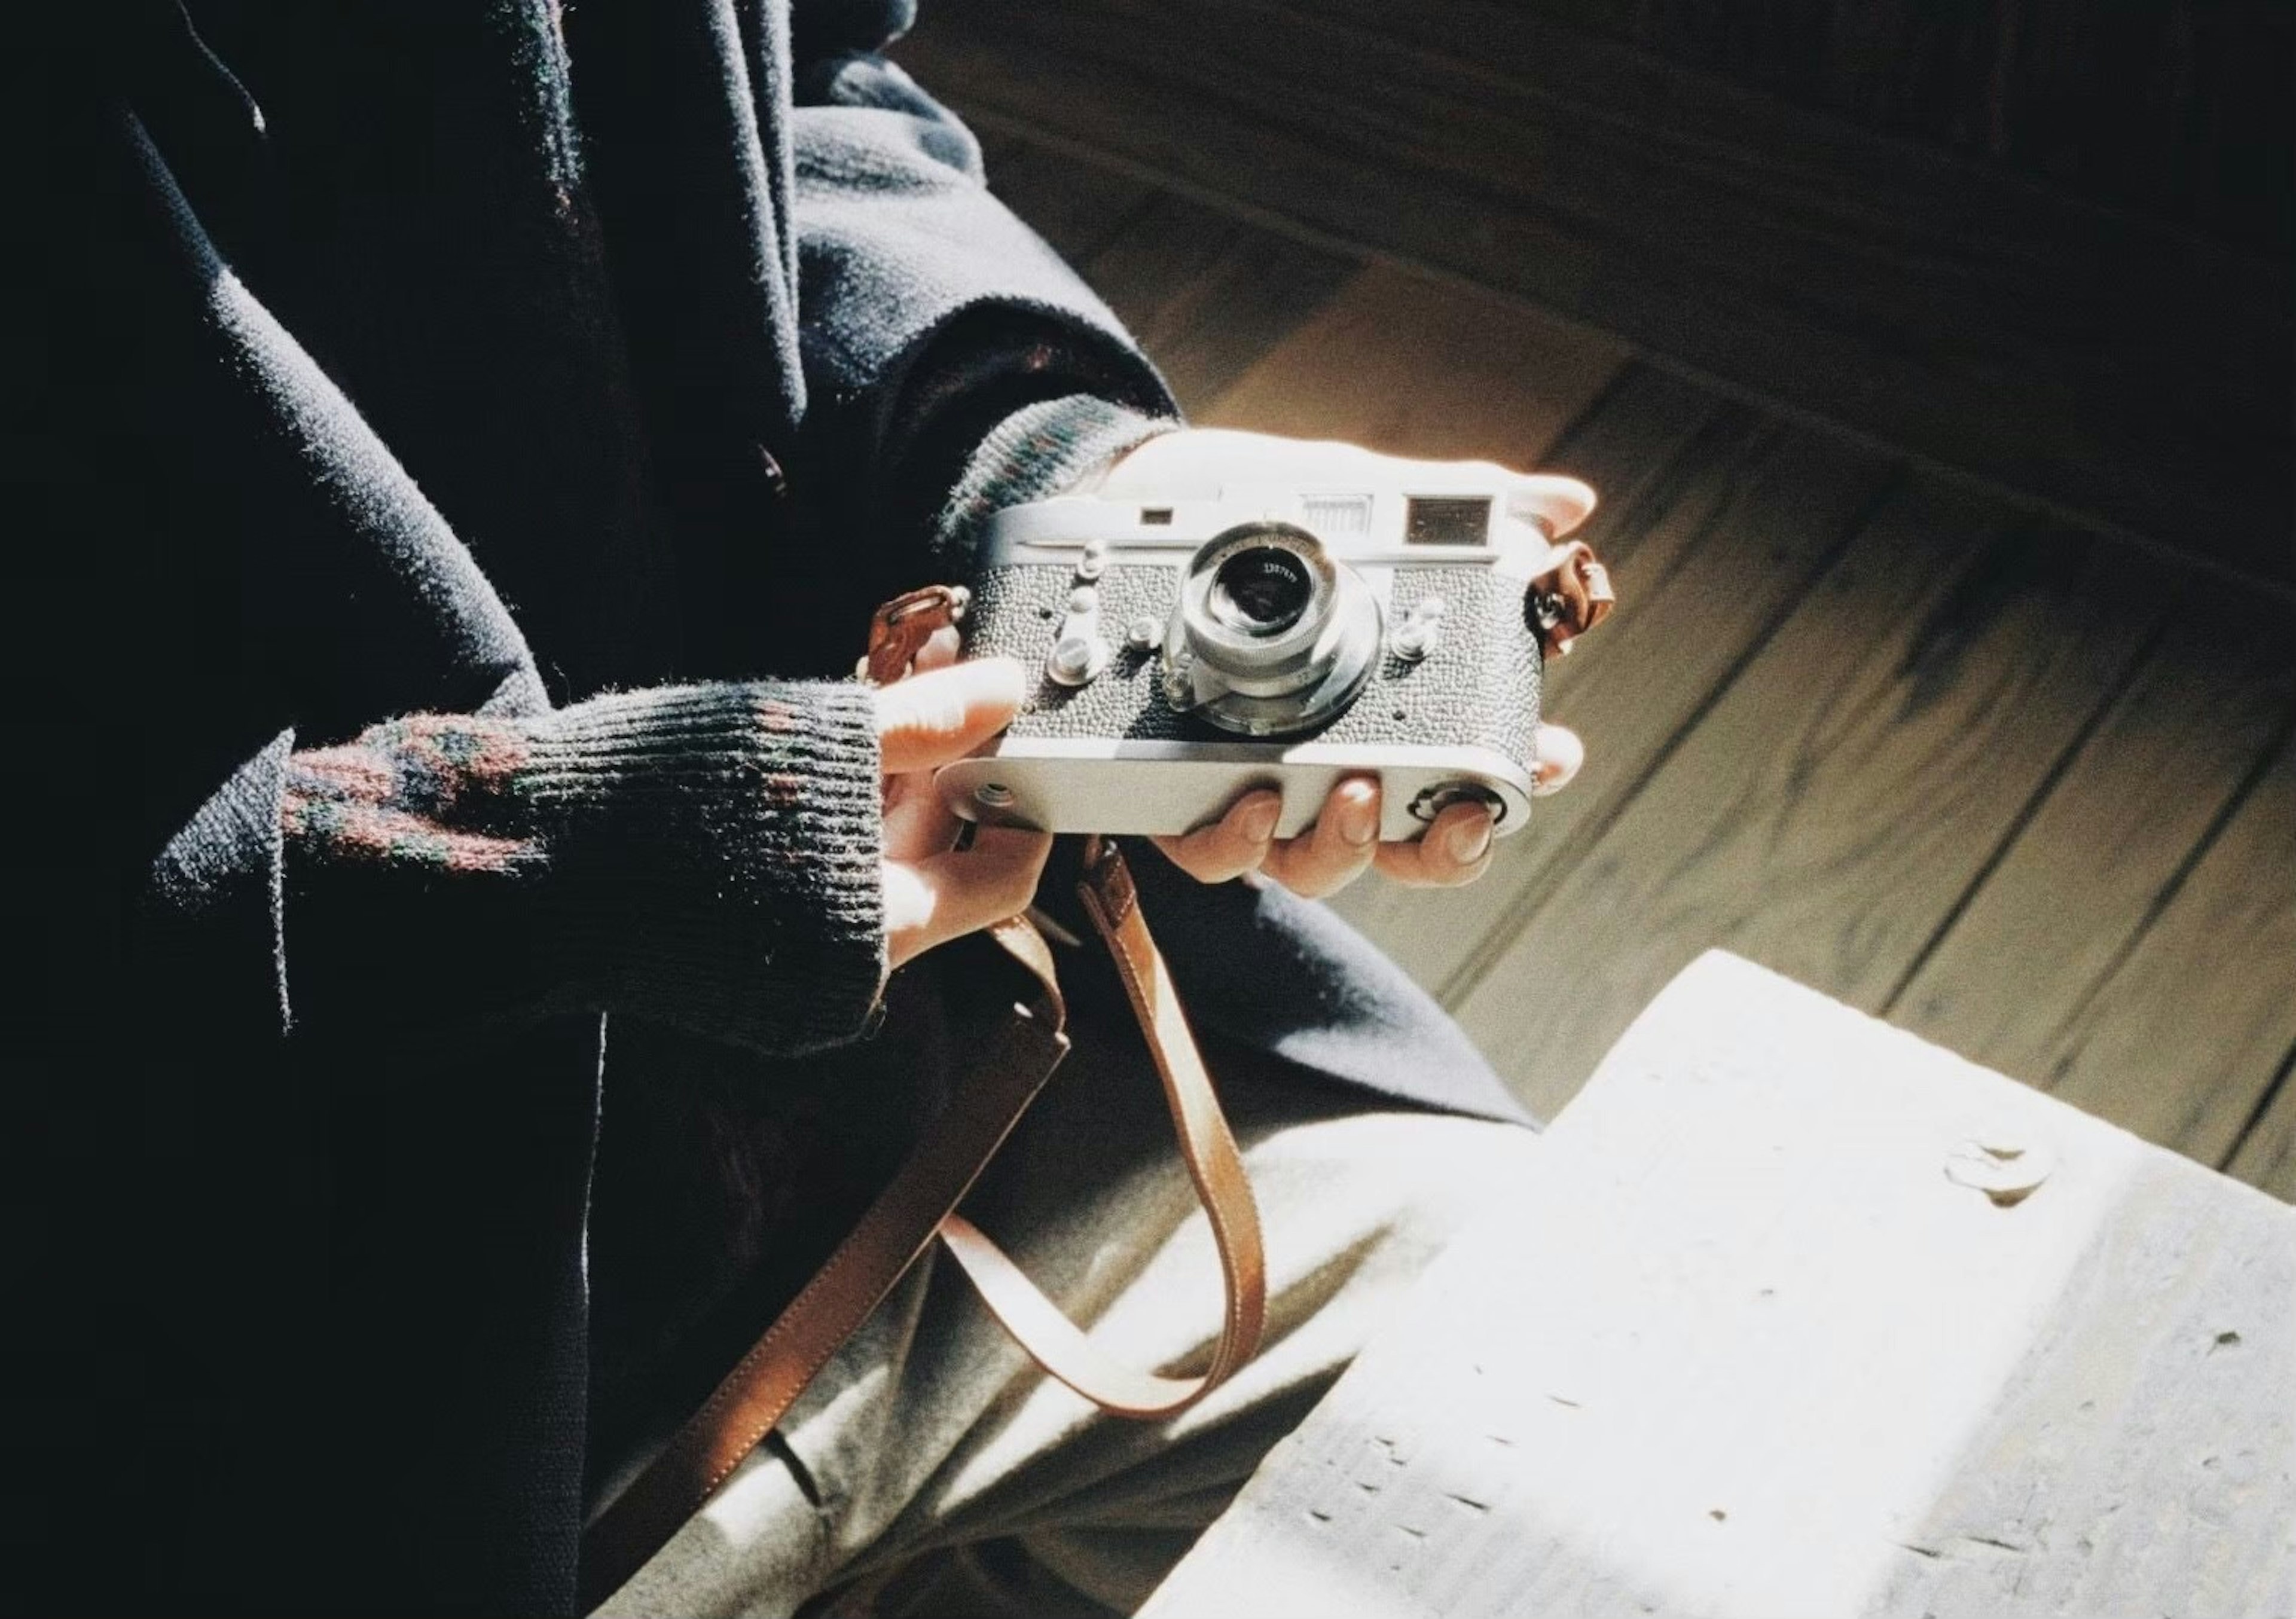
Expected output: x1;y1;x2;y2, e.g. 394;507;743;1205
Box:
951;556;1543;838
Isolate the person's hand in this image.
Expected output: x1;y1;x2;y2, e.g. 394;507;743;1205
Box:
875;639;1049;970
1147;743;1581;899
1100;427;1593;899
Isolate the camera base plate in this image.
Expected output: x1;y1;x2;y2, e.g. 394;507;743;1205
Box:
936;738;1535;844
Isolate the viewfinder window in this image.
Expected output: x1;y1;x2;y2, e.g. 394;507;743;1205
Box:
1404;496;1492;546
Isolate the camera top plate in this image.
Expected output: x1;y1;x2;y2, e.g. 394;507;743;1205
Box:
978;474;1594;578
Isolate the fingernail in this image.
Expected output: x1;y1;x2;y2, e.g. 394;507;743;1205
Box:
1448;814;1492;865
1338;784;1378;846
1241;796;1281;843
1532;726;1584;796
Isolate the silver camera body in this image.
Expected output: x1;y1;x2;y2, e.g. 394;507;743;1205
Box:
938;471;1593;842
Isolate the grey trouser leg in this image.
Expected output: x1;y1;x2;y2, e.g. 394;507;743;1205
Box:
596;1043;1538;1619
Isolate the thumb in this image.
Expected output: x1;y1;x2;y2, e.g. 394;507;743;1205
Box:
875;656;1028;776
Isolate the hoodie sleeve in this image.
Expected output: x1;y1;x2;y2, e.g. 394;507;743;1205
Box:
789;42;1181;588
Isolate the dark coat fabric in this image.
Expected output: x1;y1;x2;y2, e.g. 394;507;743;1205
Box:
25;1;1528;1611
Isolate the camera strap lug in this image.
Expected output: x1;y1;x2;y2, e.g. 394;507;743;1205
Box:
862;583;973;684
1527;538;1616;656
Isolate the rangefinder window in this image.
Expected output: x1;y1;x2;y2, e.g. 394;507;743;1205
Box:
1405;496;1493;546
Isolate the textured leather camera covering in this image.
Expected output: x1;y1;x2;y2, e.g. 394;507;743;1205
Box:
967;563;1543;768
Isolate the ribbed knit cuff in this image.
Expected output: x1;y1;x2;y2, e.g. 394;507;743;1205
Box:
932;393;1179;567
521;682;886;1055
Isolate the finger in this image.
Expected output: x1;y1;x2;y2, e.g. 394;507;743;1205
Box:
1260;777;1379;899
1532;723;1584;796
883;826;1054;970
911;624;961;676
1509;473;1599;537
1097;429;1385;499
877;656;1027;776
1151;789;1282;884
1373;801;1494;888
881;768;963;863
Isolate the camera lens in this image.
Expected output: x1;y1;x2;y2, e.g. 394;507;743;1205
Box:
1208;546;1314;637
1173;523;1382;737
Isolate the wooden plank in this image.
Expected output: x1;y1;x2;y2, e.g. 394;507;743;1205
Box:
1198;261;1628;458
1454;492;2170;1122
977;138;1358;419
896;0;2293;587
1891;596;2296;1112
1144;952;2296;1619
2036;737;2296;1169
1324;368;1741;979
1071;193;1358;417
978;134;1159;269
1336;406;1896;997
970;126;1024;170
1516;0;2294;259
2228;1058;2296;1205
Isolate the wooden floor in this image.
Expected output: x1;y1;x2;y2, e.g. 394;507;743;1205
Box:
951;125;2296;1202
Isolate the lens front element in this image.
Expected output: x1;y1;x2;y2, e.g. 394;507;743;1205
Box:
1209;546;1315;637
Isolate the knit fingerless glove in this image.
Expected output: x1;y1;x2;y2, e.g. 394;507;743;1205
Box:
281;681;886;1054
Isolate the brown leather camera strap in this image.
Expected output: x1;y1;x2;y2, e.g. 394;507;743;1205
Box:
579;600;1266;1611
940;838;1265;1418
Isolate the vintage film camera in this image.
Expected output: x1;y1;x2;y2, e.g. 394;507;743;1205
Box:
936;468;1605;842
